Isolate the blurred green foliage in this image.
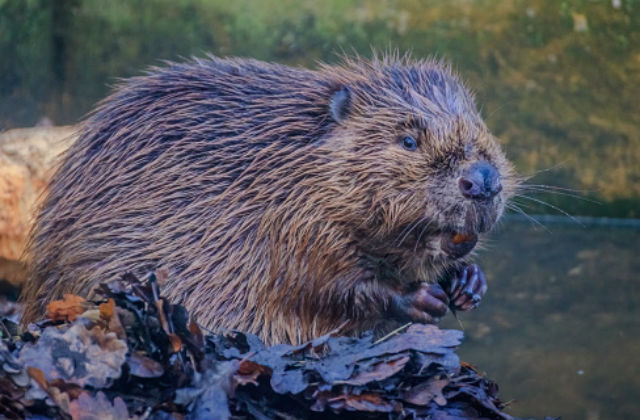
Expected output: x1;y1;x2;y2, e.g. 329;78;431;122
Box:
1;0;638;217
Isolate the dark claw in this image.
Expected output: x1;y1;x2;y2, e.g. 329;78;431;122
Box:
448;263;488;312
448;266;468;295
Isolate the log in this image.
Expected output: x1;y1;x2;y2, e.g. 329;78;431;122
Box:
0;126;76;263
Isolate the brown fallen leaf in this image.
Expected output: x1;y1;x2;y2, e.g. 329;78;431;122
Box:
99;299;115;322
26;366;47;391
235;360;270;386
46;294;86;322
26;366;83;411
168;333;183;353
342;355;410;385
461;360;481;373
188;320;204;348
403;377;449;406
67;391;131;420
48;378;84;401
19;323;127;388
328;392;396;412
127;352;164;378
107;308;127;340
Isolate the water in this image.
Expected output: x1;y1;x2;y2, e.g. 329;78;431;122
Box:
441;219;640;419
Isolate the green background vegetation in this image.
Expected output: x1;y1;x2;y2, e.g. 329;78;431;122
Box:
1;0;638;217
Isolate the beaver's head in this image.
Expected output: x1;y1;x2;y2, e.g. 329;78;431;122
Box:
323;57;516;281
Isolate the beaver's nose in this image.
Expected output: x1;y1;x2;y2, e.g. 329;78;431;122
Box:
458;161;502;200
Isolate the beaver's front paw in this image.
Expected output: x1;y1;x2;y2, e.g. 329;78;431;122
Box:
389;282;449;324
448;263;488;311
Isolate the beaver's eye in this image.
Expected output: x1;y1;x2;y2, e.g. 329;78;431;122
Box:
400;135;418;151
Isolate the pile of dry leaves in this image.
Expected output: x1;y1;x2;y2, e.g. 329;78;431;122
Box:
0;272;513;420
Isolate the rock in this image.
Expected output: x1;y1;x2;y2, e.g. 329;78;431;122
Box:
0;126;77;264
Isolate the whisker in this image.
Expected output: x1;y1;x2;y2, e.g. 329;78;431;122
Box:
414;219;435;253
394;224;413;246
393;211;421;246
396;215;429;248
515;187;601;204
508;161;572;182
512;194;583;226
506;203;550;232
516;184;587;193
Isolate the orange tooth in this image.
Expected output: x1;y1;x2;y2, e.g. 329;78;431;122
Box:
452;233;474;244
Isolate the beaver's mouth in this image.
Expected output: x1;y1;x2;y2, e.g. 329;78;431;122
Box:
394;223;479;259
440;230;478;259
437;204;501;259
392;205;498;259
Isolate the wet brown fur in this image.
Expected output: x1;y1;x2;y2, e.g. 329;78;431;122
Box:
21;53;515;344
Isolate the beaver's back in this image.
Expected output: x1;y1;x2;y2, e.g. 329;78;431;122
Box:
21;57;340;333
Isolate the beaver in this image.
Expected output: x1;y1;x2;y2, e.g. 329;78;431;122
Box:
21;54;515;344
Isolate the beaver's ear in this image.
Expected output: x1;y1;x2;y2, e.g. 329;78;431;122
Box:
329;86;352;124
